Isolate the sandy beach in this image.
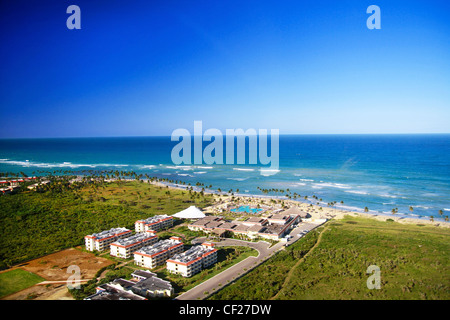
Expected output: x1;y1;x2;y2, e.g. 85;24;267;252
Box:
147;179;450;229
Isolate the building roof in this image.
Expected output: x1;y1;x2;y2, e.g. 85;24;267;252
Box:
85;227;131;241
136;214;172;225
212;229;227;236
204;221;223;229
86;271;174;300
233;224;250;232
111;232;157;248
242;217;266;226
202;216;221;221
259;214;299;236
172;206;206;219
167;244;216;266
134;238;183;257
85;284;146;300
132;276;173;293
190;219;209;226
131;270;157;279
189;216;221;227
247;217;266;223
259;223;284;235
216;222;237;230
280;206;309;218
111;278;136;290
269;213;288;220
248;225;265;233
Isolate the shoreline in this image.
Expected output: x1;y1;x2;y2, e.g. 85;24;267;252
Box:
7;174;448;228
148;179;450;229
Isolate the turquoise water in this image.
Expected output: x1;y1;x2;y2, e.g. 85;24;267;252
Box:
0;134;449;220
230;206;263;214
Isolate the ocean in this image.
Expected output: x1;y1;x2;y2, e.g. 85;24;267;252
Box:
1;134;449;220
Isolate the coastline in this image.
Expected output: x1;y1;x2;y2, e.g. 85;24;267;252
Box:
4;174;448;228
148;179;450;229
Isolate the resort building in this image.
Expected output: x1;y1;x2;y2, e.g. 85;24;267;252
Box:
133;236;184;269
130;270;174;298
258;212;302;241
187;207;305;240
0;177;37;187
110;231;158;258
84;227;132;252
241;216;267;226
187;216;222;232
166;242;218;277
26;180;50;190
84;283;147;300
279;206;309;219
135;215;173;232
84;270;174;300
0;185;19;194
266;213;292;225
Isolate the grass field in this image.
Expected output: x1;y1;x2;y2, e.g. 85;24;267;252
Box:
0;269;45;298
0;180;212;268
210;216;450;300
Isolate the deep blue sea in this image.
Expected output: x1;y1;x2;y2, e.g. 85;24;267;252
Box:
1;134;449;220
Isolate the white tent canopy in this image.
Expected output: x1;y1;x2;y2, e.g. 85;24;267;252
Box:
172;206;206;219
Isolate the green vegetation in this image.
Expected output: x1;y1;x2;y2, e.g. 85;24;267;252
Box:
210;228;322;300
0;269;45;298
69;263;130;300
0;177;212;269
158;225;206;245
210;216;450;300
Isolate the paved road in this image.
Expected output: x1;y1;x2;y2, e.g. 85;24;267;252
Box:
176;239;284;300
176;220;327;300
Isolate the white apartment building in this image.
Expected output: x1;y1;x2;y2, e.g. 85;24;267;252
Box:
135;215;174;232
110;231;158;258
85;227;132;252
133;236;184;269
166;242;217;277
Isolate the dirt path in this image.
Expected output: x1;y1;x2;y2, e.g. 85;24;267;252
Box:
270;224;330;300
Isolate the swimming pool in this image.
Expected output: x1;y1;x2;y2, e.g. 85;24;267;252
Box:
230;206;263;214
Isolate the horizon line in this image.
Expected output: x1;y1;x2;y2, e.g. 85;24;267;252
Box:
1;132;450;140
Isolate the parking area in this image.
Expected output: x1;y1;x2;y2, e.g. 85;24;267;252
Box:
283;220;327;246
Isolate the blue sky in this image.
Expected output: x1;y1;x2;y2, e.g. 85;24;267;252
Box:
0;0;449;138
